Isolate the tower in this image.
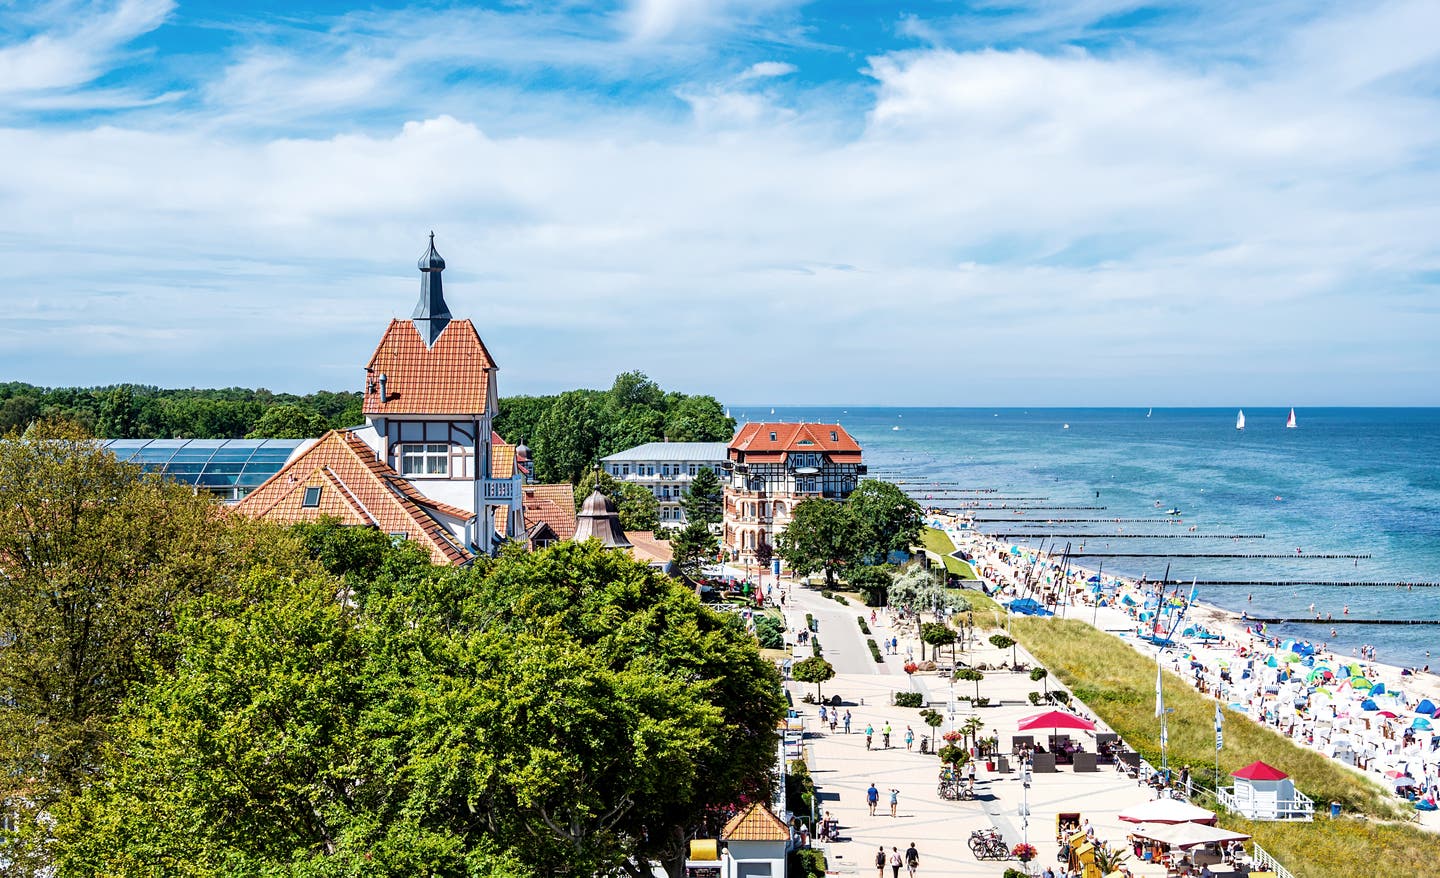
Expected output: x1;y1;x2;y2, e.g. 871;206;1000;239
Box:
412;232;452;347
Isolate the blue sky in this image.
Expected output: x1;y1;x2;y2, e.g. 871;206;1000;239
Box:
2;0;1439;405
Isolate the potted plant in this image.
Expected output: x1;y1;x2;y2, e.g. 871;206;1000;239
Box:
904;661;918;675
1012;842;1037;864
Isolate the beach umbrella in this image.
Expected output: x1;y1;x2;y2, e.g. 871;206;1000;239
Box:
1371;683;1387;696
1360;699;1378;711
1017;710;1098;733
1416;699;1437;716
1351;677;1374;690
1346;663;1364;677
1413;717;1434;731
1377;711;1401;719
1118;798;1217;825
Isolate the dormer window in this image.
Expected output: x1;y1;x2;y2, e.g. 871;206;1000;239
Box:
831;431;838;442
399;443;451;476
769;431;777;441
302;486;322;507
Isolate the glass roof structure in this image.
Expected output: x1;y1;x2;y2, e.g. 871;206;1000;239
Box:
101;438;309;493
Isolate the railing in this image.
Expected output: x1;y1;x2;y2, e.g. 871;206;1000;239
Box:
1249;843;1295;878
483;479;514;500
1216;788;1314;821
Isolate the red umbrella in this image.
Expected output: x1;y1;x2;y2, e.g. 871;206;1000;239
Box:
1017;710;1098;732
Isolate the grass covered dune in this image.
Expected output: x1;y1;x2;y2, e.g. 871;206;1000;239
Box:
1008;617;1440;878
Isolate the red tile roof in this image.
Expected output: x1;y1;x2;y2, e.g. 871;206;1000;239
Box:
1232;761;1289;781
363;319;496;416
522;484;578;542
234;430;472;565
730;422;862;462
721;803;790;842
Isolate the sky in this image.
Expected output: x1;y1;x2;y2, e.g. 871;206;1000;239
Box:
2;0;1439;406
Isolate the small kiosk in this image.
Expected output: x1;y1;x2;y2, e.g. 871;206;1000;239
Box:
719;803;791;878
1218;761;1315;821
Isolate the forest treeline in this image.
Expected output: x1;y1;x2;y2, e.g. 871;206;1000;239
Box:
0;371;734;483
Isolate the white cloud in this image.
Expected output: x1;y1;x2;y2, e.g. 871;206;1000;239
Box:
741;60;797;79
0;2;1437;403
0;0;173;95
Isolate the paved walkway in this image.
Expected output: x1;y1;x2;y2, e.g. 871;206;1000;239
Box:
779;583;1175;878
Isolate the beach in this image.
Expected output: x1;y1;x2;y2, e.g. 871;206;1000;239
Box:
930;510;1440;832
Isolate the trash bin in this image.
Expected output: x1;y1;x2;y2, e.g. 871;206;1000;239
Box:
1330;801;1341;818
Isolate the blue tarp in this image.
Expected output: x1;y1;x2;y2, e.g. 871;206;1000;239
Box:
1007;598;1054;617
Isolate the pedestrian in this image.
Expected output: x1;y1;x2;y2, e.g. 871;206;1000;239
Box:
889;788;899;817
905;726;915;751
844;710;852;734
965;759;977;792
889;846;902;878
820;705;828;724
882;722;892;749
875;847;886;878
905;843;919;878
867;783;879;816
830;713;838;734
866;724;874;750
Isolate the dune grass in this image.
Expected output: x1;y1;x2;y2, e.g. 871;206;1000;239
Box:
920;526;979;579
1008;617;1438;878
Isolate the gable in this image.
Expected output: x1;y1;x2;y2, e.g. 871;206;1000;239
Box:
364;319;496;416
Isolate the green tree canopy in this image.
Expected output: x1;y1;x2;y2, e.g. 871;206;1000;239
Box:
532;390;605;483
845;565;894;607
574;468;660;532
792;656;835;701
846;479;923;562
246;403;332;438
680;466;723;526
670;520;719;578
663;395;735;443
775;498;856;587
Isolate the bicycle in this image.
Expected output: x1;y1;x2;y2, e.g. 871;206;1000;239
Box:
968;828;1009;860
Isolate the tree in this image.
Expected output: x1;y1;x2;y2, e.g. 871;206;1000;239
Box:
960;716;986;752
671;520;719;578
0;421;311;864
245;403;330;439
775;498;855;587
989;633;1019;668
607;370;666;413
792;656;835;702
845;565;893;607
493;393;556;448
921;622;957;664
0;394;40;433
754;540;774;579
96;385;139;437
846;479;923;563
919;708;945;751
663;395;735;442
680;466;723;526
1030;666;1050;699
955;667;985;701
532;390;604;483
575;468;660;532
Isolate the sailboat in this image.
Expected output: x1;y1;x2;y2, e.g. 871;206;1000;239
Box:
1286;408;1297;429
1236;410;1245;431
1146;408;1152;418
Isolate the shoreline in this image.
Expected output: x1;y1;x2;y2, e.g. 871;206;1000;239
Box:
929;510;1440;829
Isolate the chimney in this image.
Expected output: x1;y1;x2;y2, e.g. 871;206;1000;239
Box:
378;373;388;403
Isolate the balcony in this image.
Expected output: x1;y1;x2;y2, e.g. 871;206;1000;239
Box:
483;479;515;501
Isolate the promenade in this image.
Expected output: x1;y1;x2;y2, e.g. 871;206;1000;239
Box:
780;584;1173;878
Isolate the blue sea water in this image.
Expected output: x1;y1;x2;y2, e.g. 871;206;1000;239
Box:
760;407;1440;668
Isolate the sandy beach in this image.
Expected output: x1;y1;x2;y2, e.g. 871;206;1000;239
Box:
929;511;1440;831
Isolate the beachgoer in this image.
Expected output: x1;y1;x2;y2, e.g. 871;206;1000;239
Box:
844;710;852;733
830;713;838;733
866;724;874;750
883;723;893;749
867;783;879;816
889;847;902;878
905;726;914;751
889;788;899;817
875;847;886;878
905;843;919;878
820;705;828;724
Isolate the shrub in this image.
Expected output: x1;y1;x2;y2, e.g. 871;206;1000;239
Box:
821;590;833;599
754;614;785;650
857;616;871;635
973;697;991;707
893;691;924;708
832;594;848;605
866;638;884;663
1052;690;1071;705
1028;691;1042;705
804;612;815;631
811;637;823;657
938;744;969;766
790;848;827;878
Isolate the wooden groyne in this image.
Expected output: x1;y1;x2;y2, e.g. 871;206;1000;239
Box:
1071;552;1371;559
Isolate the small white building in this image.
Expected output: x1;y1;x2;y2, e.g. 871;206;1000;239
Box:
601;442;729;526
1218;760;1314;821
720;803;792;878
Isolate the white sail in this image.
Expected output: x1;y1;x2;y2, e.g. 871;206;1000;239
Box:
1147;408;1152;418
1236;410;1245;430
1286;408;1297;428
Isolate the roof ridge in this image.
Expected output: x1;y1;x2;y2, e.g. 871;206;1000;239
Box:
321;466;377;526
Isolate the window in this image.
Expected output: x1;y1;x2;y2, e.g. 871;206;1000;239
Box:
302;486;322;507
622;464;630;476
399;443;450;476
689;464;697;476
769;431;777;441
831;431;839;441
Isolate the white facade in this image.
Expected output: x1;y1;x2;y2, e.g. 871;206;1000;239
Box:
601;442;728;527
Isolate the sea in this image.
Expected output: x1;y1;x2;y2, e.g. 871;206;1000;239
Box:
761;407;1440;669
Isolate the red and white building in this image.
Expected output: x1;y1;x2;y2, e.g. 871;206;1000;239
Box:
235;235;573;562
721;422;864;566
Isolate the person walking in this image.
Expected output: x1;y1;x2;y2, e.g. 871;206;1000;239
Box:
866;724;874;750
889;788;899;817
844;710;852;734
905;726;914;751
882;722;893;749
830;712;838;734
905;843;919;878
965;758;977;793
875;847;887;878
820;705;828;725
867;783;880;816
888;846;902;878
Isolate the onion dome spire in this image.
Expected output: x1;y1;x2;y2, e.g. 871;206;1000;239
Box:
412;231;451;346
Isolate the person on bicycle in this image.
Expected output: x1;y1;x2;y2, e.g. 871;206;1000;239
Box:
882;722;892;749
